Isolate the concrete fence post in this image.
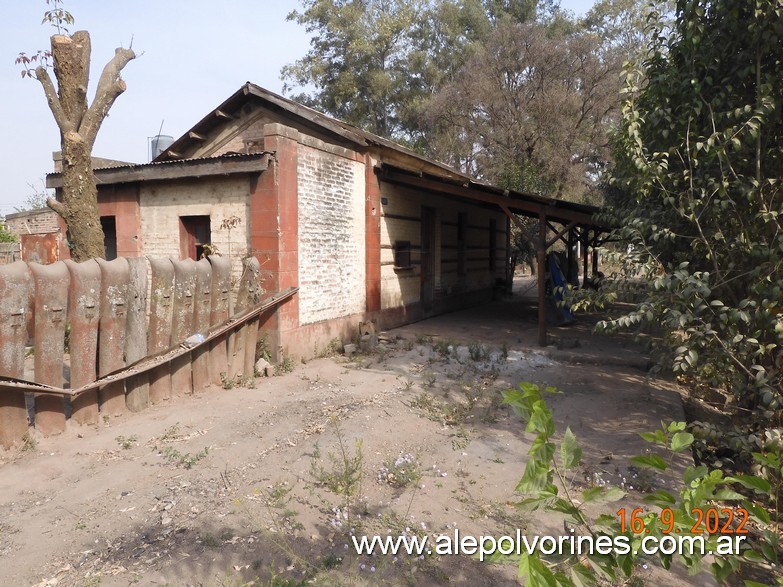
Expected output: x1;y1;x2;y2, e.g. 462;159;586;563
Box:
0;261;33;448
96;257;130;417
148;258;174;403
125;257;149;411
29;261;69;436
192;258;212;391
207;255;231;386
171;258;197;396
65;259;102;425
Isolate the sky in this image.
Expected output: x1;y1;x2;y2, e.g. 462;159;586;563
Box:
0;0;595;217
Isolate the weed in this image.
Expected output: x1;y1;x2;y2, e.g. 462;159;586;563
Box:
415;333;432;345
21;432;36;452
317;338;343;359
377;451;421;488
501;341;510;359
451;427;471;451
220;372;235;390
256;332;272;363
309;419;363;516
422;370;437;388
434;338;454;357
202;533;220;548
156;445;209;469
322;553;342;570
398;377;414;391
275;355;295;375
115;435;137;450
159;423;181;441
468;342;489;362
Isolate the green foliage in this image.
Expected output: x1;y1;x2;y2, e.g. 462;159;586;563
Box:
606;1;783;431
497;382;783;585
309;419;363;516
0;226;17;243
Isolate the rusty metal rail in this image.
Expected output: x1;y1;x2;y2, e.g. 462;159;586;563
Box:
0;287;297;398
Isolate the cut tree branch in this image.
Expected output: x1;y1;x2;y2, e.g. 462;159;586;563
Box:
34;66;74;134
80;46;135;147
46;196;67;218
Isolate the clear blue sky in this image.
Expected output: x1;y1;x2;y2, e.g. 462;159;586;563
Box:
0;0;595;216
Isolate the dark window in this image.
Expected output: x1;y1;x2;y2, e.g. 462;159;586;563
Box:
394;240;412;269
489;218;497;271
101;216;117;260
180;215;211;260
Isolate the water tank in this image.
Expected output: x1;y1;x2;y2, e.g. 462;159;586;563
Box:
150;134;174;161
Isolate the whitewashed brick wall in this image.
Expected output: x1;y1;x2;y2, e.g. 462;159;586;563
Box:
139;177;249;281
297;144;366;324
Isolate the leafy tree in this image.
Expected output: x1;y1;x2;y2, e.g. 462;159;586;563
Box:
0;226;18;244
608;0;783;429
282;0;425;140
16;1;135;261
581;0;675;63
424;21;622;198
281;0;551;145
15;179;52;213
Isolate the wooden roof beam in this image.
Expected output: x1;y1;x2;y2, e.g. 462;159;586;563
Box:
380;167;603;228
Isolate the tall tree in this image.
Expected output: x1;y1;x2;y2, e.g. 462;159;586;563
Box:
282;0;424;140
17;2;134;260
424;21;622;198
281;0;551;145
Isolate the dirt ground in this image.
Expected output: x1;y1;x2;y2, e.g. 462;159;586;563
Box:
0;281;702;587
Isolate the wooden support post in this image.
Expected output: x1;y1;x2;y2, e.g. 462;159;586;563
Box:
582;230;590;288
567;228;576;287
592;240;599;276
538;213;547;347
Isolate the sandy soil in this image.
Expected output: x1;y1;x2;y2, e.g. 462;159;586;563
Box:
0;290;701;587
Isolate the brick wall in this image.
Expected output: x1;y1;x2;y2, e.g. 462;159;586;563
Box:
4;208;59;237
297;143;366;325
139;177;249;281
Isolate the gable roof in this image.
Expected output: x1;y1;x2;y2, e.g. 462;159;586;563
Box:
154;82;609;232
155;82;475;182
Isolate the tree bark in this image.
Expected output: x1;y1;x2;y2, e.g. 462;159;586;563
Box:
35;30;134;261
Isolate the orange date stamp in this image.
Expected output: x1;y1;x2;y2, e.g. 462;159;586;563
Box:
616;507;749;535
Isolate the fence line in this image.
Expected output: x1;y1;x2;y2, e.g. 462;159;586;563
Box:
0;255;291;448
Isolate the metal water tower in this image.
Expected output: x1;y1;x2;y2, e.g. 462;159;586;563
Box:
149;134;174;161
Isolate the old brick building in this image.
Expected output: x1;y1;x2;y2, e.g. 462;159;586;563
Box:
47;83;604;358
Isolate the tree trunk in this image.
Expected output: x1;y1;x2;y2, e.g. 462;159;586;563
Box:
60;134;105;261
33;31;134;261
